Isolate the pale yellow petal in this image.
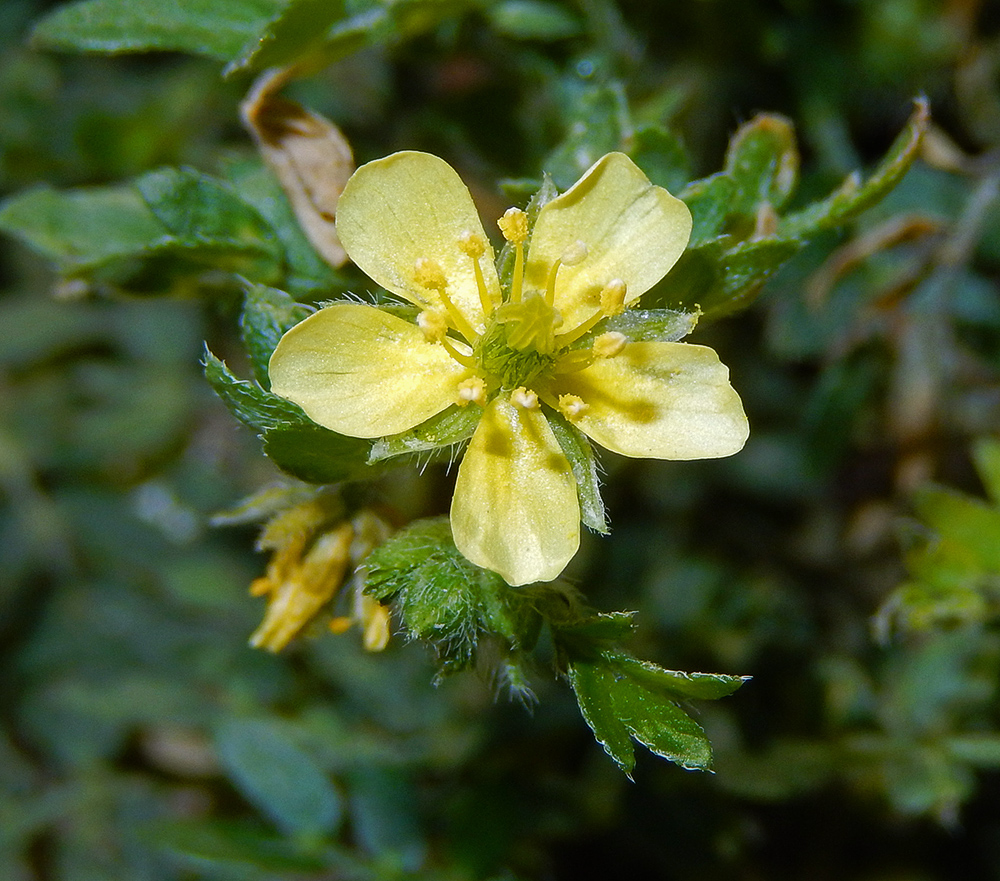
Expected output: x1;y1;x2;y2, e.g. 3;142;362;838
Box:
336;151;499;331
451;397;580;586
268;303;465;438
525;152;691;329
552;342;749;459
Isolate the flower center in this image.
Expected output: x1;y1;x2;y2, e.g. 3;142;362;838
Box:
414;207;630;415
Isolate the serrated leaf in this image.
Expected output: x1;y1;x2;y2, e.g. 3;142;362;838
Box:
204;349;304;434
368;404;479;462
31;0;283;60
608;654;749;700
226;0;349;75
568;659;637;774
214;718;342;838
486;0;582;40
546;410;607;533
239;283;313;388
781;97;930;238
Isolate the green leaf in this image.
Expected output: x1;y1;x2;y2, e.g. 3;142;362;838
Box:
204;349;304;434
555;610;637;642
239;284;313;389
781;97;930;238
602;307;698;343
225;0;349;75
608;654;749;701
368;404;480;462
0;170;284;289
486;0;582;41
567;653;747;774
214;718;342;838
546;410;608;534
31;0;284;61
568;660;638;775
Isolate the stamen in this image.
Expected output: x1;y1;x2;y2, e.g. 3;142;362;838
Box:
498;208;528;244
413;257;478;342
544;259;562;306
499;208;527;304
558;394;589;420
511;387;539;409
458;231;497;315
457;376;487;407
440;336;477;368
417;310;448;342
592;331;627;358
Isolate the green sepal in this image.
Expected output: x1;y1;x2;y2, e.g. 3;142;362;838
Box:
239;283;312;389
30;0;283;61
368;405;480;463
545;410;608;534
602;307;699;343
365;518;576;676
204;349;373;484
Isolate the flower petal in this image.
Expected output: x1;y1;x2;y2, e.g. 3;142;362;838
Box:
451;396;580;586
269;303;465;438
552;342;749;459
336;151;500;330
525;152;691;330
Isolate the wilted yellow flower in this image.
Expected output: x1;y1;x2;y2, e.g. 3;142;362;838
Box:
269;151;748;586
249;503;392;652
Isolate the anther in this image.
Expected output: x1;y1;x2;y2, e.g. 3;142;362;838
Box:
413;257;447;291
511;387;539;409
457;376;487;407
599;278;627;316
558;394;589;420
417;310;448;342
458;231;486;258
498;208;528;244
592;331;627;358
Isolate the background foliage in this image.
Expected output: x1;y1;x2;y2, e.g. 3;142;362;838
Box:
3;0;1000;878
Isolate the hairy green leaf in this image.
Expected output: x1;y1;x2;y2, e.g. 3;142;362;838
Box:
239;284;313;388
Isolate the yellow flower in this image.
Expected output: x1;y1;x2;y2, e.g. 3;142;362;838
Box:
269;151;749;586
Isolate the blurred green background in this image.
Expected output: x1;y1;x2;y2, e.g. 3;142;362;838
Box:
4;0;1000;878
